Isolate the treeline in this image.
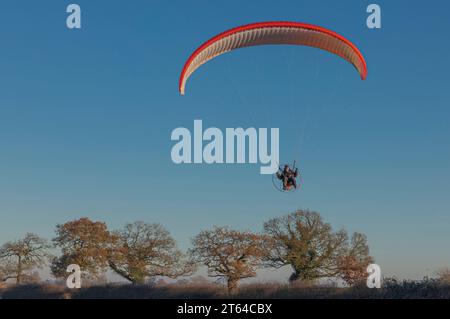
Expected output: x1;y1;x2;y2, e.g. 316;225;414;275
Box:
0;210;374;292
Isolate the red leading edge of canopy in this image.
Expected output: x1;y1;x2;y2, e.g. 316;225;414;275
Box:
179;21;368;93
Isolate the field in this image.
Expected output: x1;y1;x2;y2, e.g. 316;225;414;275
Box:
1;278;449;299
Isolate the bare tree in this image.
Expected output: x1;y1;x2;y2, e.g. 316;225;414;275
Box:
0;233;50;284
337;233;374;286
51;218;116;279
108;222;194;284
0;260;14;283
436;268;450;284
264;210;373;284
189;226;268;293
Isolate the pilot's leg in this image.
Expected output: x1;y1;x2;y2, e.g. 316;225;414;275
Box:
290;177;297;189
283;176;288;189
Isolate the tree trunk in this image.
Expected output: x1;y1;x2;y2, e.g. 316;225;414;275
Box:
108;261;138;284
227;277;239;294
16;257;22;284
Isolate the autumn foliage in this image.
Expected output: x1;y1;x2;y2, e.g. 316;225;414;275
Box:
0;210;383;292
51;218;116;279
108;222;194;284
263;210;372;284
189;227;268;292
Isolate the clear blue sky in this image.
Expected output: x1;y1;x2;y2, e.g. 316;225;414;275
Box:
0;0;449;280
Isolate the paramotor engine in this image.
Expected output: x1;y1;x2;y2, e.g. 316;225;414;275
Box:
272;161;302;193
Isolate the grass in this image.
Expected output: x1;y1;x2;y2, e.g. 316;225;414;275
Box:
1;278;449;299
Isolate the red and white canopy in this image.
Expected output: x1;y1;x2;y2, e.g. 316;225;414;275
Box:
179;21;367;95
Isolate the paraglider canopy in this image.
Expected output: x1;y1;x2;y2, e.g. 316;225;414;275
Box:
179;21;367;95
